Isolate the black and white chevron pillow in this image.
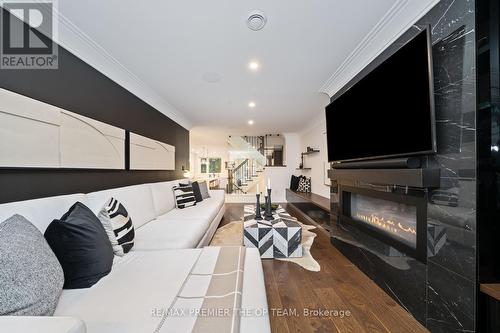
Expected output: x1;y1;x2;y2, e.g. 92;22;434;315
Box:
173;185;197;209
98;198;135;256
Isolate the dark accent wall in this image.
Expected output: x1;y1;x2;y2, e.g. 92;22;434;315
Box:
0;10;189;203
329;0;477;331
477;0;500;330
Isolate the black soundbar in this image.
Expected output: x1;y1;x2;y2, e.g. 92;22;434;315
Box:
331;157;421;169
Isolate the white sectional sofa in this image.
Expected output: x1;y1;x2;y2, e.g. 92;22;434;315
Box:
0;180;271;333
0;180;224;250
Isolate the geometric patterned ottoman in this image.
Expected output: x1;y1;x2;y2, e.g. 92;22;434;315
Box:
243;205;302;258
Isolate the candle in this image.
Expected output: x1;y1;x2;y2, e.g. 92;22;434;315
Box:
267;178;271;189
256;184;259;194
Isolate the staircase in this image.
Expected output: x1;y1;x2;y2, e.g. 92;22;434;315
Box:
226;136;266;194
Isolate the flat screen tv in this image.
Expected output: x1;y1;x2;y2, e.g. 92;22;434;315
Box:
325;28;436;163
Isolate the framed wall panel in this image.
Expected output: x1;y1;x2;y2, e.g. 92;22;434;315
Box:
0;88;125;169
130;132;175;170
59;111;125;169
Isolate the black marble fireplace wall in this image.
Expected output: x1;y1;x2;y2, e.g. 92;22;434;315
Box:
329;0;476;332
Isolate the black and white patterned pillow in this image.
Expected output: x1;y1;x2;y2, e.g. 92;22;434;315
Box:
98;198;135;256
297;177;312;193
306;177;311;193
173;185;197;209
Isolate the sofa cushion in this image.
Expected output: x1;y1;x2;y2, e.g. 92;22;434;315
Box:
134;218;209;249
0;316;87;333
54;250;202;333
0;316;86;333
290;175;301;191
86;184;156;229
98;198;135;256
134;190;224;250
173;185;197;209
161;196;221;223
0;194;88;233
0;215;64;316
53;248;269;333
208;189;225;206
191;181;203;202
149;181;177;216
198;181;210;199
297;177;311;193
44;202;114;289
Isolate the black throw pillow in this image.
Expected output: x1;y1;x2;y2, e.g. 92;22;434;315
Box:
44;202;114;289
191;181;203;202
290;175;301;191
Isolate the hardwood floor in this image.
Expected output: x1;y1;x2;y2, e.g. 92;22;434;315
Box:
223;203;428;333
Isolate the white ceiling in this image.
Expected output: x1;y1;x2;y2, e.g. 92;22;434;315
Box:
53;0;436;133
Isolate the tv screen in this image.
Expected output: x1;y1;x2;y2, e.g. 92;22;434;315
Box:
326;29;436;163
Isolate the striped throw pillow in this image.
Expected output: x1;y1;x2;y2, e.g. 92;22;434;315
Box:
98;198;135;256
173;185;197;209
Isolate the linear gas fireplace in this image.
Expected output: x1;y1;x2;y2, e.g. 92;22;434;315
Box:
339;185;427;263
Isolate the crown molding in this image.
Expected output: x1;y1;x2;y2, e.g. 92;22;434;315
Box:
319;0;440;98
11;1;193;129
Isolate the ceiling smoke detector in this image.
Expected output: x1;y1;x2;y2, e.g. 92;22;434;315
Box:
247;11;267;31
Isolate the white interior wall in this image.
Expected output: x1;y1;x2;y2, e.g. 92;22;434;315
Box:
190;143;229;180
298;112;330;199
262;132;301;202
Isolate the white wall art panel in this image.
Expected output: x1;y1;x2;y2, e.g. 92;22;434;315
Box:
59;111;125;169
0;89;61;168
0;88;125;169
130;133;175;170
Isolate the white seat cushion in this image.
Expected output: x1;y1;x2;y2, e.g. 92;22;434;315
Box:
149;180;178;216
208;189;225;202
54;250;202;333
133;218;209;249
53;248;269;333
159;190;224;223
0;194;88;233
86;184;156;229
161;202;216;222
133;189;224;250
0;316;86;333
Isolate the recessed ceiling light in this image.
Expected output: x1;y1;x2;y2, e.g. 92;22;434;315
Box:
248;61;260;71
248;102;256;108
248;120;254;125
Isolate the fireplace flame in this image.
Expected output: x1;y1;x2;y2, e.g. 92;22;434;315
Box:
355;213;416;235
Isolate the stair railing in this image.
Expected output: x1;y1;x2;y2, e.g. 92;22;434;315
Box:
227;159;249;194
